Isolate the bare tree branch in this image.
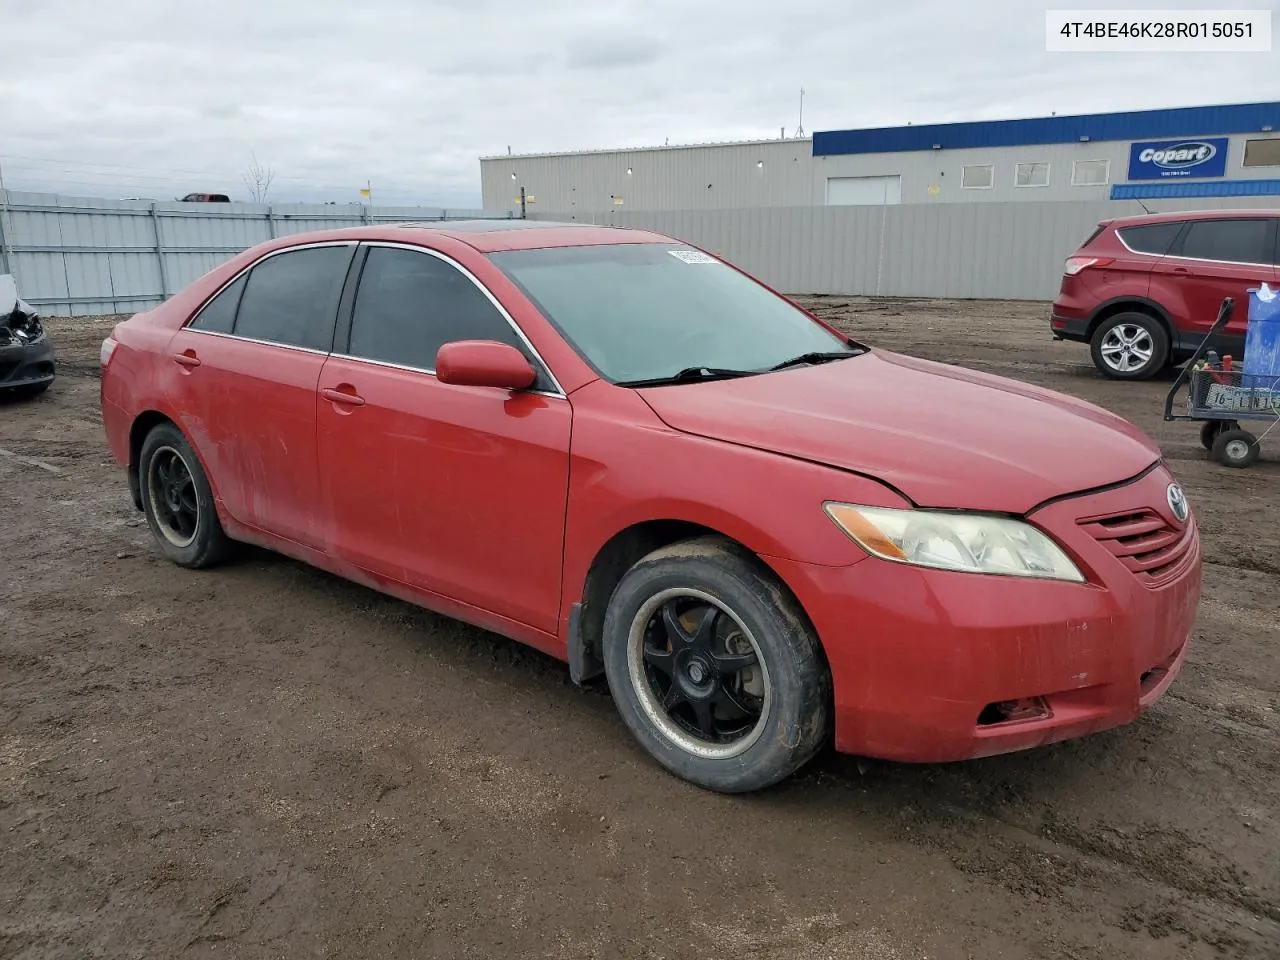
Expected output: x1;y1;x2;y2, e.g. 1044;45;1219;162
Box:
242;153;276;203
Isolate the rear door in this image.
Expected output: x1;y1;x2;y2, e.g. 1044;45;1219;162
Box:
166;241;357;547
1151;217;1278;353
315;243;571;633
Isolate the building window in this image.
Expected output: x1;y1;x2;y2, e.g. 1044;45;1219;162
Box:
1015;161;1050;187
1242;138;1280;167
961;164;994;189
1072;159;1110;186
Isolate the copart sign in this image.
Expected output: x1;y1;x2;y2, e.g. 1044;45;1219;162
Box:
1127;137;1229;179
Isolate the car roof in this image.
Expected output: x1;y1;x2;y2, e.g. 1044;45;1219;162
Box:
1103;208;1280;227
273;219;678;253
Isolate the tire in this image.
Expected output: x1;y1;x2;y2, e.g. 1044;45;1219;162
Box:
1200;420;1224;450
600;536;831;793
1211;428;1261;469
1090;312;1170;380
138;422;233;568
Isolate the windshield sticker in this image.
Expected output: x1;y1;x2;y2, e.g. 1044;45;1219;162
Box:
667;249;718;264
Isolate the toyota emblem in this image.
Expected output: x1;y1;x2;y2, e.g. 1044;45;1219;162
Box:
1167;483;1189;523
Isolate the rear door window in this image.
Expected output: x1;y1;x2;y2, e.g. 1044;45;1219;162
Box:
233;245;354;351
1175;219;1272;265
345;245;546;383
1116;222;1184;256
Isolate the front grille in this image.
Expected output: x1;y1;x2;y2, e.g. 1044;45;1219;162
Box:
1077;508;1194;585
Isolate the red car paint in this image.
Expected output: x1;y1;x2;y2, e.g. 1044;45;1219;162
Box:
1051;208;1280;377
100;222;1201;763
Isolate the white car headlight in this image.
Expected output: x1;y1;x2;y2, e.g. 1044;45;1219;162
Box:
823;502;1085;582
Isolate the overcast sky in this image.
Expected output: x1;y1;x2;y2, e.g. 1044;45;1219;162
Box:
2;0;1277;208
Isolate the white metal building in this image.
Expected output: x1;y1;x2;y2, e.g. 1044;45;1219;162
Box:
480;101;1280;216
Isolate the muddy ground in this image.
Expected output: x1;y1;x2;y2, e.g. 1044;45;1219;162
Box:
2;297;1277;960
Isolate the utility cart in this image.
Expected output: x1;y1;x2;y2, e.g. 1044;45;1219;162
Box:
1164;295;1280;469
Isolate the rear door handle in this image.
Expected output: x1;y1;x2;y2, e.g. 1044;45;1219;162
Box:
172;351;201;367
321;386;365;406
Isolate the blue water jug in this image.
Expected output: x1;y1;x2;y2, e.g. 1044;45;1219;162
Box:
1242;283;1280;391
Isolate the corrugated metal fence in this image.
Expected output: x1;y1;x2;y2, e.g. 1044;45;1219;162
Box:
532;195;1280;301
0;190;515;315
3;190;1277;313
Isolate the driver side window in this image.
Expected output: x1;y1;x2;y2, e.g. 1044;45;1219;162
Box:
346;246;546;386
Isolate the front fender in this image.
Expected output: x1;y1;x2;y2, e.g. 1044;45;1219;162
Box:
559;392;911;628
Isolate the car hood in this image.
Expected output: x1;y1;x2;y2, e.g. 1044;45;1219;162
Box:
636;349;1162;514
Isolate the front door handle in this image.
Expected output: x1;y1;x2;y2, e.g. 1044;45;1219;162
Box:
172;351;201;368
321;386;365;407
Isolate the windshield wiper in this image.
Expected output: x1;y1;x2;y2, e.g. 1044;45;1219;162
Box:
615;366;757;388
769;349;863;372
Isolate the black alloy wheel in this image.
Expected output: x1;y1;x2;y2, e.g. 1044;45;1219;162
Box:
632;589;768;753
148;445;200;548
601;536;831;793
139;422;233;568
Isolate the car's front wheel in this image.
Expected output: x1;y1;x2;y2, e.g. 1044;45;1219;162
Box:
601;536;831;793
139;422;233;568
1090;312;1169;380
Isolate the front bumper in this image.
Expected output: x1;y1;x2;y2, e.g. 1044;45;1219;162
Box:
0;338;56;389
770;464;1201;763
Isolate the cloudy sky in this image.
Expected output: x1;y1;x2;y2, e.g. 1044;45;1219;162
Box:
2;0;1277;208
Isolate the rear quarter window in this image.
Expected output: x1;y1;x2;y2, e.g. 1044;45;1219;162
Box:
1116;222;1184;256
1080;224;1106;247
188;274;246;334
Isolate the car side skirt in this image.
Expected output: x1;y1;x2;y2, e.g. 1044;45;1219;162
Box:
219;514;569;663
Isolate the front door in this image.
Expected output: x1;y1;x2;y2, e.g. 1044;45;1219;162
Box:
167;242;356;548
1152;217;1278;353
316;243;571;634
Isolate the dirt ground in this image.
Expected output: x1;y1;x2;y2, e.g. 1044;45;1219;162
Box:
2;297;1278;960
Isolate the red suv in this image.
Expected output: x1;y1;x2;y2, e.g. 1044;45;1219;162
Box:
1051;209;1279;379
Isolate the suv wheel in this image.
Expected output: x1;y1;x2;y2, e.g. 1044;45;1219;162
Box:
1090;313;1169;380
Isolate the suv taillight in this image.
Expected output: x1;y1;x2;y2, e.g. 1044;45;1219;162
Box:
100;336;118;367
1064;256;1115;276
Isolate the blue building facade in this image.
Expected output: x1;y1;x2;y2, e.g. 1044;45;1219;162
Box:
813;101;1280;202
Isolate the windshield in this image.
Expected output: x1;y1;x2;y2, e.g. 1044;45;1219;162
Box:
487;243;858;384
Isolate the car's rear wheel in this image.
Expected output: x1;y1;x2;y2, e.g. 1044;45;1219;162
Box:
1090;313;1169;380
600;536;831;793
139;422;232;568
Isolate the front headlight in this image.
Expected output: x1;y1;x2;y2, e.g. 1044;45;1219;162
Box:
823;502;1085;582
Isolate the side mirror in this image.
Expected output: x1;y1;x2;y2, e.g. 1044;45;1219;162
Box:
435;340;537;390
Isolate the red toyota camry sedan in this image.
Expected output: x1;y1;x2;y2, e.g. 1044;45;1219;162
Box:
99;221;1201;793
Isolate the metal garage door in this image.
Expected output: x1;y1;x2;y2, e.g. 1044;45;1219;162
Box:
825;175;902;206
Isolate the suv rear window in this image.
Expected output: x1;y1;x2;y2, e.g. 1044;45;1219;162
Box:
1117;222;1183;256
1176;218;1272;265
